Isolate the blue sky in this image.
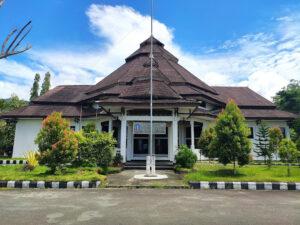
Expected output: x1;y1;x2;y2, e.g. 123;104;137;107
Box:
1;0;300;100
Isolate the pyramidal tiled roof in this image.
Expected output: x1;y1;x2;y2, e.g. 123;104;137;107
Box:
86;36;218;98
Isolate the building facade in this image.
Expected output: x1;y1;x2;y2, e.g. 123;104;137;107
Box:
1;37;296;161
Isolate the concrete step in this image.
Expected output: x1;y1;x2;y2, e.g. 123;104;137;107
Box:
124;160;174;170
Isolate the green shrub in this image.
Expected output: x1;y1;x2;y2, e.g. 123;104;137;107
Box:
74;129;116;171
83;122;96;133
73;131;95;167
93;132;116;172
113;152;123;166
175;145;197;169
35;112;78;173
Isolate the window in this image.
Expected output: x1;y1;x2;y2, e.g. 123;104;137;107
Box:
248;127;254;139
70;126;76;131
101;121;109;132
280;127;286;138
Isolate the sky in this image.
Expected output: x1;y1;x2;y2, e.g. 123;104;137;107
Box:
1;0;300;100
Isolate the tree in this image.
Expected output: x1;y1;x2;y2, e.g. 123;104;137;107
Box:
279;139;299;177
198;126;216;161
210;100;252;174
273;80;300;114
269;127;283;162
30;73;40;101
0;0;32;59
0;94;27;156
40;72;51;95
273;79;300;151
254;122;270;164
35;112;78;173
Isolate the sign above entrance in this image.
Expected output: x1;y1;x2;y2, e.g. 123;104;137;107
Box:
133;122;166;135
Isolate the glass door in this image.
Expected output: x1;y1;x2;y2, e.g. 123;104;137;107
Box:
155;128;168;155
133;134;149;155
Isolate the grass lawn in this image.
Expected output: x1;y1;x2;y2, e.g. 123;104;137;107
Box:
184;163;300;182
0;165;106;182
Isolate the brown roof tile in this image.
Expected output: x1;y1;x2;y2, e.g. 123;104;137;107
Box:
212;86;275;107
33;85;92;103
0;104;96;118
87;36;217;95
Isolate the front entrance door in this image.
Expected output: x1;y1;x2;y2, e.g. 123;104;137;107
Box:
133;134;149;155
133;132;168;158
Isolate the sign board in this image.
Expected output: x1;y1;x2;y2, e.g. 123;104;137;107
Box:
133;122;166;135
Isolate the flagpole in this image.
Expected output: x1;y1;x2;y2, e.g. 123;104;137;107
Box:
149;0;155;175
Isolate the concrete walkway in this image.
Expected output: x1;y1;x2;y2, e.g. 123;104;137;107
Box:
107;169;187;188
0;189;299;225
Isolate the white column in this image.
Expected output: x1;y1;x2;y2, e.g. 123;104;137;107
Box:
286;126;290;139
172;117;178;161
108;118;113;133
120;116;127;163
190;120;195;150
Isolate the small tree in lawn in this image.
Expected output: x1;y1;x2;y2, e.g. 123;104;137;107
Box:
35;112;78;173
254;122;270;164
198;126;216;161
93;132;116;173
269;127;283;162
279;139;298;177
211;100;251;174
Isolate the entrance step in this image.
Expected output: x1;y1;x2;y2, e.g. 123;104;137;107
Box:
124;160;174;170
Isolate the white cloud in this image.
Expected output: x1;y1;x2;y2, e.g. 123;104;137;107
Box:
0;4;300;101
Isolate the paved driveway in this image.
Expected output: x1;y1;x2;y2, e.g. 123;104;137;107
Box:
0;189;299;225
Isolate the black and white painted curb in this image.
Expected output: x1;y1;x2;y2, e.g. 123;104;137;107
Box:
0;181;101;188
189;181;300;191
0;160;27;165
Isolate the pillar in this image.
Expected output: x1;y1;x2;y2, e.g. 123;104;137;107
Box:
172;118;178;161
120;116;127;163
108;118;113;133
190;120;195;150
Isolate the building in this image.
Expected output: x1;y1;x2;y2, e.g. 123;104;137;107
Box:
0;37;296;161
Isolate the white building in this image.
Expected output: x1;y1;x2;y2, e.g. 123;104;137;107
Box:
1;37;295;163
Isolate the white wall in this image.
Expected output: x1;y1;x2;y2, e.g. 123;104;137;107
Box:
247;120;290;161
13;119;42;157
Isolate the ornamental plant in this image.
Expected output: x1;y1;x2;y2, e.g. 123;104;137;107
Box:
23;150;38;171
175;145;197;169
254;122;270;164
35;112;78;173
92;132;116;173
210;100;252;174
279;139;299;177
268;127;283;164
198;126;216;161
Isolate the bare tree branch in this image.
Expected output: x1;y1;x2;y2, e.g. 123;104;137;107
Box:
1;28;17;54
0;21;32;59
0;0;4;8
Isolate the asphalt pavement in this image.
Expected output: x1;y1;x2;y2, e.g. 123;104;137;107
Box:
0;189;299;225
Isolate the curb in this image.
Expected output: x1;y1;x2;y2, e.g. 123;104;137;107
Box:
0;180;101;189
189;181;300;191
250;163;299;166
0;160;27;165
